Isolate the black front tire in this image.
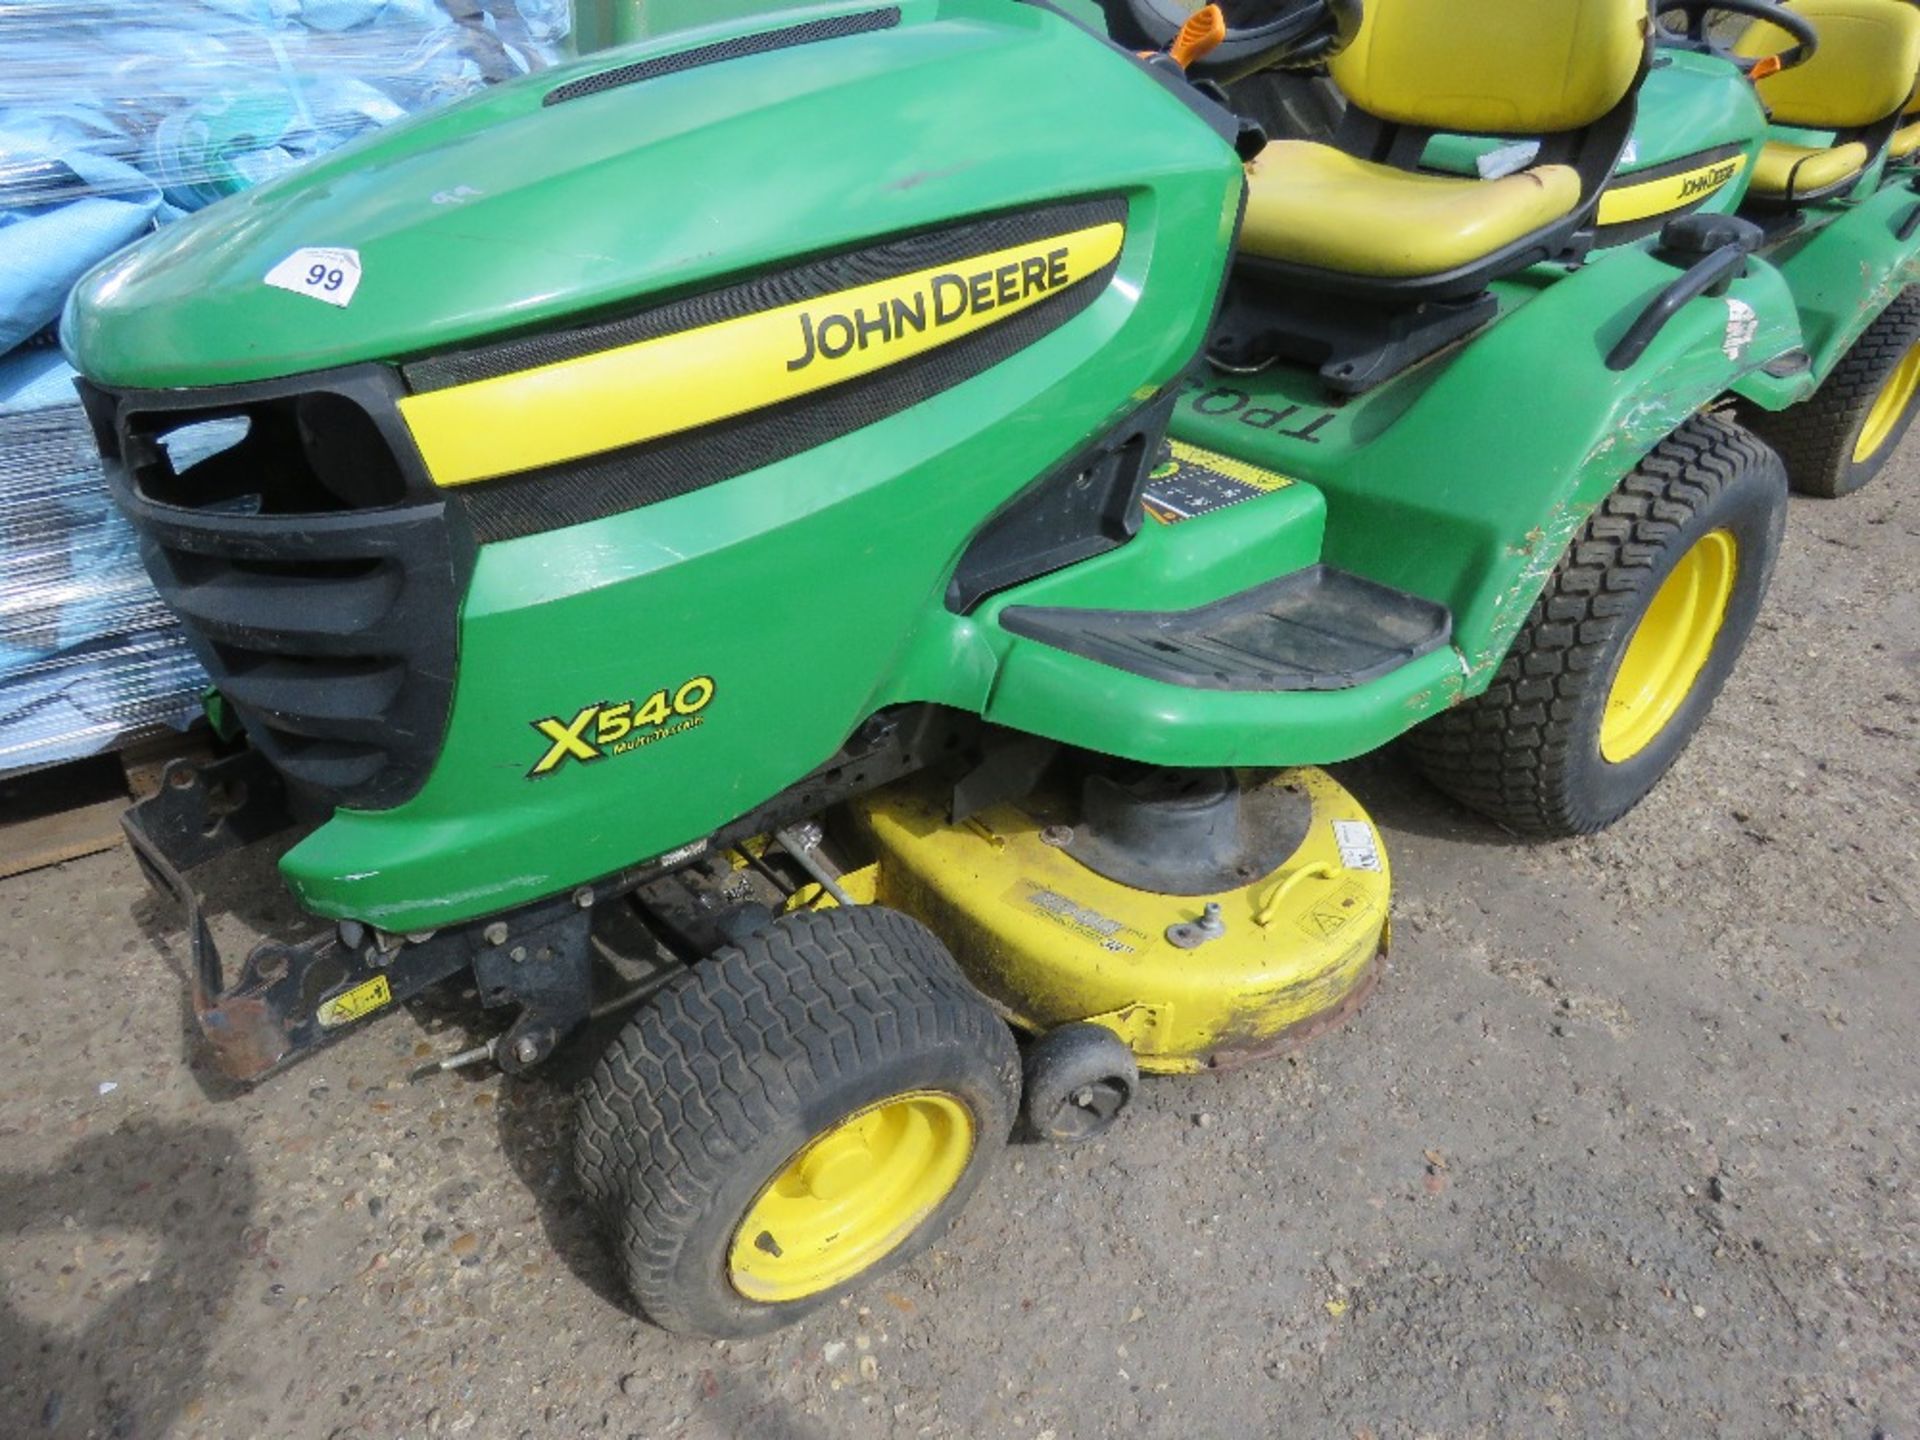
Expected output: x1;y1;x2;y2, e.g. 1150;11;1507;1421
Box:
574;906;1020;1338
1408;413;1788;837
1739;287;1920;499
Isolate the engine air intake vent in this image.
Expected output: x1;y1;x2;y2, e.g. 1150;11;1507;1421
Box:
544;8;902;107
81;370;471;812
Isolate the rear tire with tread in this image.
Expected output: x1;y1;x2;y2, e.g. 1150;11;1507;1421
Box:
1739;287;1920;499
574;905;1020;1338
1407;413;1787;837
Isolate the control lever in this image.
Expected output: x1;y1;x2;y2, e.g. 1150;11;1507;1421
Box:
1168;4;1228;69
1140;3;1227;73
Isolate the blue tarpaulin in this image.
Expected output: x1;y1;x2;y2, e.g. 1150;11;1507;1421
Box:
0;0;570;774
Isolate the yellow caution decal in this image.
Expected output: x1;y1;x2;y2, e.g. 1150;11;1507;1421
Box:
401;221;1127;488
316;974;392;1029
1597;152;1748;227
1143;439;1294;525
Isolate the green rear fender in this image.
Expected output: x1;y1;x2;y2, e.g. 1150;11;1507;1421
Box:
1170;249;1801;701
1328;252;1799;687
1733;181;1920;411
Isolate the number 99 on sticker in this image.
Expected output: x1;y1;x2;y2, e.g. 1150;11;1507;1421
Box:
265;246;363;309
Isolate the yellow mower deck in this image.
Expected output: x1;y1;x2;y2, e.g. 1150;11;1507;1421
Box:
846;768;1389;1074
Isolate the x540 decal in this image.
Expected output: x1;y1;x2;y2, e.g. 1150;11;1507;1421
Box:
528;676;716;777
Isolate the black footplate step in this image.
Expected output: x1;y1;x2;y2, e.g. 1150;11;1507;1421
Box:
1000;566;1453;692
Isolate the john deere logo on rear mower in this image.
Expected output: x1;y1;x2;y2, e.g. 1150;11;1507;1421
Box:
1679;160;1741;201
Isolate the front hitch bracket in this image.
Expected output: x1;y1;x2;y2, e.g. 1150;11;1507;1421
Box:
122;750;595;1083
121;706;979;1082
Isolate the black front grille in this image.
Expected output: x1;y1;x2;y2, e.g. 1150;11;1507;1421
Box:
81;368;472;811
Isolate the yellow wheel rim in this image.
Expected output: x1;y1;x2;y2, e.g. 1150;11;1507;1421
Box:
1600;529;1739;764
727;1091;975;1303
1854;340;1920;463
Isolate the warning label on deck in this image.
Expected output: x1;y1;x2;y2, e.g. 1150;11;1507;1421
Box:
1298;881;1378;942
1006;881;1149;956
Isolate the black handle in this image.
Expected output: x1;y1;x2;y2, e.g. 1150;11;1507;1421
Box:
1606;244;1751;372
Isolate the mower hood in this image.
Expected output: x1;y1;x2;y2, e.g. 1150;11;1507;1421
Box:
66;0;1216;390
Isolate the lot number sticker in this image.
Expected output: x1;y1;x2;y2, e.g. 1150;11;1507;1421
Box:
265;247;363;308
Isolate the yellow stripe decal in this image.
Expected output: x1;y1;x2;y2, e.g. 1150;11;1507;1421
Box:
1598;153;1748;227
401;222;1127;487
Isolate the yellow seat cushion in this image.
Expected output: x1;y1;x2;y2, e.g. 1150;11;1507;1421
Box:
1748;139;1870;197
1892;119;1920;160
1737;0;1920;129
1239;141;1581;279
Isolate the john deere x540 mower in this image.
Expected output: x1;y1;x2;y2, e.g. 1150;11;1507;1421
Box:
1582;0;1920;499
67;0;1804;1336
1715;0;1920;497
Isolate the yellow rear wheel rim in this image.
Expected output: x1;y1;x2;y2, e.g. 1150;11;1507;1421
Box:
1854;340;1920;463
1601;529;1739;764
727;1091;975;1304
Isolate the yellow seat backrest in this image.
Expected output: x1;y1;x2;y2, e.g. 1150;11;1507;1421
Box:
1735;0;1920;130
1328;0;1651;136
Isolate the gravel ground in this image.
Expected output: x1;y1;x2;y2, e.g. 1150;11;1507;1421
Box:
1;436;1915;1440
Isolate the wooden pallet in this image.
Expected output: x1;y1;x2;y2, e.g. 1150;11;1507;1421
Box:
0;730;217;882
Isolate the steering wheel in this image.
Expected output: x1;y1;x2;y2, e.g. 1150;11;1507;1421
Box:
1654;1;1821;78
1110;0;1362;81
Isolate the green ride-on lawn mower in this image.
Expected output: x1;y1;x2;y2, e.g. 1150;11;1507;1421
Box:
65;0;1811;1336
1713;0;1920;497
1425;0;1920;499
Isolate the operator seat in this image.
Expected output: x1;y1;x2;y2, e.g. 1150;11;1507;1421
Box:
1891;88;1920;163
1734;0;1920;204
1236;0;1655;295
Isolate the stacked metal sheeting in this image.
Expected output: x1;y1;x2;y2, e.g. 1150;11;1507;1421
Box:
0;0;571;775
0;405;205;775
